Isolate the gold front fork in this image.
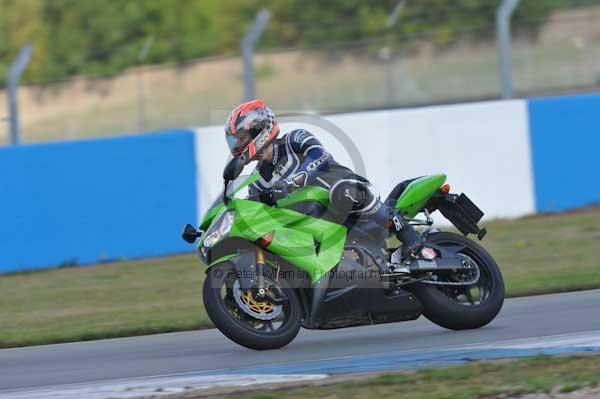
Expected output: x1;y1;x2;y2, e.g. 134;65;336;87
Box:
255;247;266;293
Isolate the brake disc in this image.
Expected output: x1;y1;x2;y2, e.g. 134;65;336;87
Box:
232;280;283;321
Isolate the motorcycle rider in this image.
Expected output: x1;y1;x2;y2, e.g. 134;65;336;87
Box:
224;99;423;261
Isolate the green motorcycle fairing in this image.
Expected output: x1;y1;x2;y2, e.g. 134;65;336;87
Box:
199;173;446;284
395;174;447;217
199;173;259;231
200;203;225;231
276;185;330;208
199;175;346;283
228;199;347;282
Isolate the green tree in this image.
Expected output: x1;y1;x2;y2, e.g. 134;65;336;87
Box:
0;0;594;85
0;0;48;81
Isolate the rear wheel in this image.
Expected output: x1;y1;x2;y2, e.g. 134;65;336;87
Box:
203;263;302;350
412;232;505;330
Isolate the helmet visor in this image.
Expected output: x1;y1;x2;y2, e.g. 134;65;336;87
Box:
226;131;252;156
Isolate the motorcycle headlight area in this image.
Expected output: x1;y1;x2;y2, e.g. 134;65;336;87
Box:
203;211;234;248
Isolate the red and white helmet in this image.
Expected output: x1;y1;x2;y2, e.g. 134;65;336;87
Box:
225;99;279;164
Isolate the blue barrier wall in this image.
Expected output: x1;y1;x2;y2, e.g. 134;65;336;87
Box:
528;93;600;212
2;94;599;273
0;130;197;273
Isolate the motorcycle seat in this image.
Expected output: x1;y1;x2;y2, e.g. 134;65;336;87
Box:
384;177;421;208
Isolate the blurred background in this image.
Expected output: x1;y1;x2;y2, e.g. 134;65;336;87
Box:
2;0;600;143
0;0;599;349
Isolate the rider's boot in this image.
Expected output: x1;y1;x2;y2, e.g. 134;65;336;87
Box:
389;211;423;261
371;203;423;262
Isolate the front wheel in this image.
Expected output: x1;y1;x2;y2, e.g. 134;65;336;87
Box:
411;232;505;330
203;263;302;350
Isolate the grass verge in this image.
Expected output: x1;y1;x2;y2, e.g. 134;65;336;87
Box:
0;206;599;348
209;354;600;399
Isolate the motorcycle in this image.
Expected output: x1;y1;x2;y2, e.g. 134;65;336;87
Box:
182;157;504;350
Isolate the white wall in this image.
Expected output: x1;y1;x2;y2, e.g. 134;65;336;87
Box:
194;99;535;222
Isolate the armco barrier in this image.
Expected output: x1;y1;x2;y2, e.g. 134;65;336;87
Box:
0;130;197;273
528;93;600;212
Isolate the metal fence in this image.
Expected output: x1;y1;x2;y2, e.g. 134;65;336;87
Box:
2;5;600;144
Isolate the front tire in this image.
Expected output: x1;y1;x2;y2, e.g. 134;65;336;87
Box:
203;263;302;350
412;232;505;330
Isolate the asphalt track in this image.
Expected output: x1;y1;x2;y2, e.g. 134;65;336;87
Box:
1;289;600;395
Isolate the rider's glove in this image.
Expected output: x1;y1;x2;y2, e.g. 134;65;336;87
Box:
272;179;297;202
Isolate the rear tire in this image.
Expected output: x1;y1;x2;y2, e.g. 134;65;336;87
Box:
412;232;505;330
203;263;302;350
